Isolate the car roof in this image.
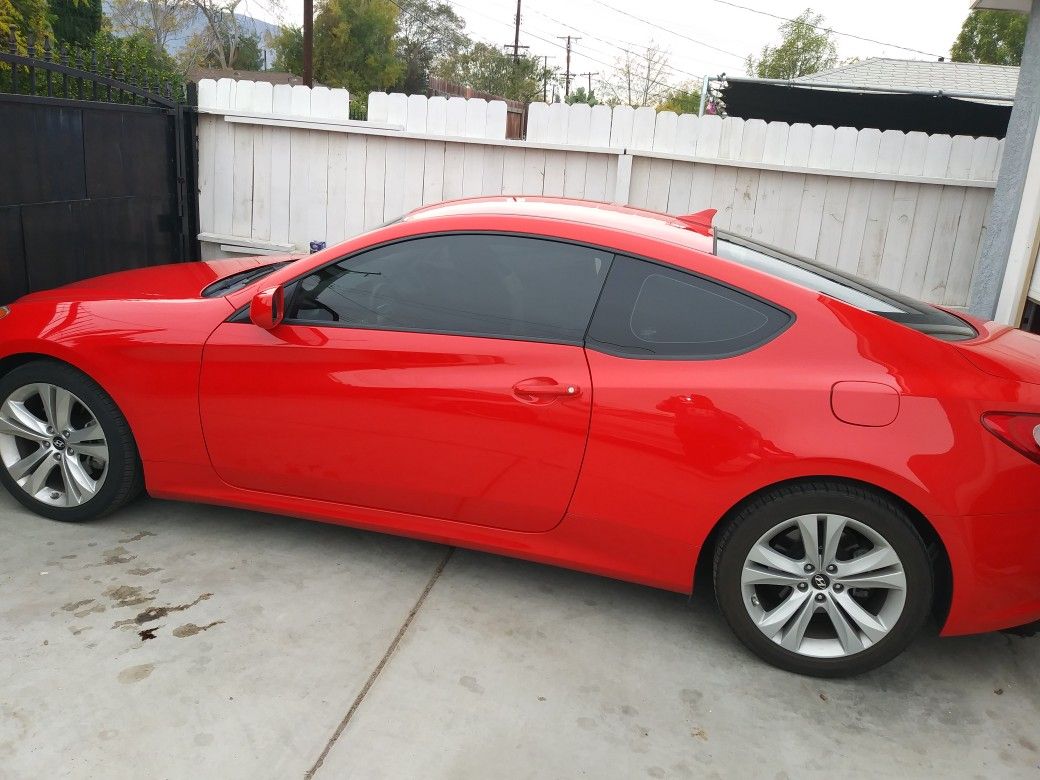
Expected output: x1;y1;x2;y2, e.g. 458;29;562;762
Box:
401;196;715;254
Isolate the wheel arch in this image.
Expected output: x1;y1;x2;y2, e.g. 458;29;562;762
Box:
0;351;144;454
693;475;953;625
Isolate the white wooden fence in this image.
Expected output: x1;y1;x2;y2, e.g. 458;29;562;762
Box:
196;79;1004;307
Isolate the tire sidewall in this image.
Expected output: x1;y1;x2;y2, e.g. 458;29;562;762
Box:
715;487;933;677
0;361;136;522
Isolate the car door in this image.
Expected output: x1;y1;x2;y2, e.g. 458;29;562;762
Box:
198;233;613;533
569;254;795;537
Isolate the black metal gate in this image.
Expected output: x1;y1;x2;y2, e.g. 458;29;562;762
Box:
0;37;199;304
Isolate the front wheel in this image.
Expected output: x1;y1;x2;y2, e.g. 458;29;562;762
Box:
713;481;933;677
0;360;143;521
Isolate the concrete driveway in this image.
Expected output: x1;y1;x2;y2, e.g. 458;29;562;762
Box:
1;489;1037;779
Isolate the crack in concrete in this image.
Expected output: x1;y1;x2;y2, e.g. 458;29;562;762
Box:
304;547;454;780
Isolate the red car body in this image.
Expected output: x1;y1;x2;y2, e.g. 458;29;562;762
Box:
2;197;1038;637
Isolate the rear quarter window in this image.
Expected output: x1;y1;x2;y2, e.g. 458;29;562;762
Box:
586;256;792;359
714;234;977;341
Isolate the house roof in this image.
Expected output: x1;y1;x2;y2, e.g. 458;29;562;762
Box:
186;69;310;87
793;58;1019;103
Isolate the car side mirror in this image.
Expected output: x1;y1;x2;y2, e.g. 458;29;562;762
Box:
249;285;285;330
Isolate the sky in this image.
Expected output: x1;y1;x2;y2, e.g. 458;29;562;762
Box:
241;0;978;94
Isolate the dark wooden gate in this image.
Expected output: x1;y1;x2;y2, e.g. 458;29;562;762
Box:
0;37;199;304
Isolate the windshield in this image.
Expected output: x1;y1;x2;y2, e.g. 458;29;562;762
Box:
714;233;977;341
201;261;294;298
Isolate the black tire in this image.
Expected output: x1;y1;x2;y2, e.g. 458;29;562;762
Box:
712;480;933;678
0;360;143;522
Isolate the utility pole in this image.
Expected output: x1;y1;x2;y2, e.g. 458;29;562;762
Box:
542;55;551;102
557;35;580;98
578;71;598;96
512;0;522;60
303;0;313;87
504;0;529;60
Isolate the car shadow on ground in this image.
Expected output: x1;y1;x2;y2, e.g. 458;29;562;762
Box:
95;495;1039;680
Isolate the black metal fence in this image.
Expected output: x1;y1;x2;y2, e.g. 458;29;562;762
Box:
0;35;199;304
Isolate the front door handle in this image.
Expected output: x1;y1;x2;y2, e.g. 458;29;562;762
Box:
512;378;581;400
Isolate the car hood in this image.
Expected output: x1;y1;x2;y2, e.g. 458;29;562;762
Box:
17;256;298;303
954;324;1040;386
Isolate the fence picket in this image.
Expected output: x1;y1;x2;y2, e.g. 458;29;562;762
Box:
364;136;386;228
835;128;882;274
462;98;488;196
815;126;859;267
197;80;1000;307
856;129;904;280
423;98;447;205
901;134;954;297
526;102;549;142
710;117;743;231
609;105;635;149
487;101;508;140
268;85;293;245
727;118;765;236
211;79;236;236
947;137;1000;305
876;131;926;289
249;82;274;241
646;112;677;212
667;114;699;215
343;135;367;237
523;148;547;194
921;135;974;302
502;147;526;193
326;133;349;243
792;124;835;258
630;106;656;152
564;104;592;198
751;121;791;245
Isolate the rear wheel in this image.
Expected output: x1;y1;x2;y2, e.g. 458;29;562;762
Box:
0;360;142;521
713;481;933;677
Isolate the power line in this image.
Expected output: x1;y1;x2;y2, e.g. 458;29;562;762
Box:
709;0;944;59
522;4;707;83
585;0;748;62
447;0;684;98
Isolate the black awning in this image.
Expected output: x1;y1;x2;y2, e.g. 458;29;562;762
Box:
720;81;1011;138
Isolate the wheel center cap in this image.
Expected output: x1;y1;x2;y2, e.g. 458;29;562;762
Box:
810;572;830;590
52;437;66;451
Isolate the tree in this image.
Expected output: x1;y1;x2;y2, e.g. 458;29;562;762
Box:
603;43;671;107
268;24;301;74
747;8;838;79
51;0;103;48
188;26;263;70
88;28;183;86
951;10;1027;66
434;42;547;102
566;86;597;105
658;85;701;114
183;0;245;71
313;0;402;93
393;0;466;93
108;0;194;52
1;0;52;52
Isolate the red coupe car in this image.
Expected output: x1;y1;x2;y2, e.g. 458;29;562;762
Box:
1;197;1038;676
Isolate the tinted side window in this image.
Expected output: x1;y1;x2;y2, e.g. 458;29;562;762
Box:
287;235;612;343
586;256;791;359
715;234;977;341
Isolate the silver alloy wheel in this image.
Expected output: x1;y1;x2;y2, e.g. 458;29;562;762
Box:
740;513;907;659
0;383;109;507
